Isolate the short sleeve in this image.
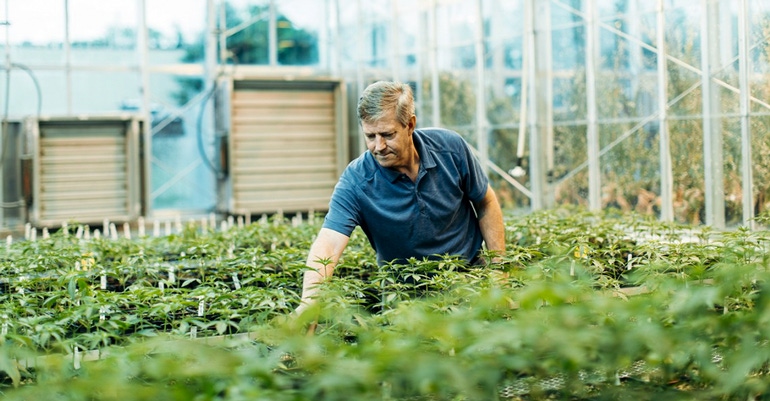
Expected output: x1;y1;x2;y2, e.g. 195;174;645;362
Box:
322;169;361;237
458;137;489;203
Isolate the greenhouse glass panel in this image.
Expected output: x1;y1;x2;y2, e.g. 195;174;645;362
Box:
275;0;322;66
221;0;271;65
753;115;770;217
4;0;66;48
69;0;138;55
393;1;421;74
70;71;141;114
149;73;215;212
722;117;746;226
598;122;661;216
0;70;67;117
668;117;706;224
146;0;205;65
335;0;361;71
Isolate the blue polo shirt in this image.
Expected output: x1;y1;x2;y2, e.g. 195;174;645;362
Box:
323;128;489;265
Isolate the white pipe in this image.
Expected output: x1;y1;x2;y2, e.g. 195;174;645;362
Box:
64;0;72;114
657;0;674;221
474;0;487;174
738;0;754;228
585;0;600;211
430;0;440;127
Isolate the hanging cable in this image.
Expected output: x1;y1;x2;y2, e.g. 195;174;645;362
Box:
1;62;42;209
195;77;226;180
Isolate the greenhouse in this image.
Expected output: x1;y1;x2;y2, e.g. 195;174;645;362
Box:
1;0;770;399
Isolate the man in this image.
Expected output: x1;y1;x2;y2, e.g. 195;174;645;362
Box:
295;80;505;315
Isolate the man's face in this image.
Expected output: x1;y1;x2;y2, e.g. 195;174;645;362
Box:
362;110;415;169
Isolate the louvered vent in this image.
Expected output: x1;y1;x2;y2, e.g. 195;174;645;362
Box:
223;79;347;215
27;116;143;227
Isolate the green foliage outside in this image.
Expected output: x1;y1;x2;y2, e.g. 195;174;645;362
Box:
424;13;770;227
1;209;770;399
173;3;319;105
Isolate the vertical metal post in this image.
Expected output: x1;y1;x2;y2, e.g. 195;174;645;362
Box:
1;0;8;229
355;0;366;153
430;0;440;127
205;0;217;156
415;4;425;127
584;0;601;211
64;0;72;114
474;0;488;174
526;0;554;210
488;0;505;99
656;0;674;221
390;0;400;81
319;0;329;73
137;0;152;217
219;0;227;65
206;0;217;93
268;0;277;66
700;0;725;228
738;0;754;228
333;0;342;76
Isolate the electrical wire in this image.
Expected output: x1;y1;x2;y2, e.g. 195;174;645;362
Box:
194;49;239;182
1;62;42;210
195;78;226;180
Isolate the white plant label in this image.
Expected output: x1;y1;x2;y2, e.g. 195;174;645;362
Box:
74;347;81;369
232;273;241;290
101;273;107;290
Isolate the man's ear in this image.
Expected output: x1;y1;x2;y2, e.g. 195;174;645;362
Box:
408;115;416;132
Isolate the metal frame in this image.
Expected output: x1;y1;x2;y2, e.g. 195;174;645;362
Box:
701;0;725;229
2;0;768;230
526;0;555;210
584;0;601;211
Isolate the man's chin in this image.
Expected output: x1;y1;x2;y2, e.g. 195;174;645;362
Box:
375;155;393;165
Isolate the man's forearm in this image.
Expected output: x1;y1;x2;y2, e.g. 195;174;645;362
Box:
476;187;506;256
296;228;350;313
300;262;334;304
479;209;505;255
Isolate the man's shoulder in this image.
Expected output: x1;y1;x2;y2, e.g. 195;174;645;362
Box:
416;128;469;154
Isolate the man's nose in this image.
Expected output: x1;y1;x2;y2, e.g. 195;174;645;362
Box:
374;136;386;151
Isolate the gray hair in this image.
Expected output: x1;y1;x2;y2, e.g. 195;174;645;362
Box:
357;81;415;127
